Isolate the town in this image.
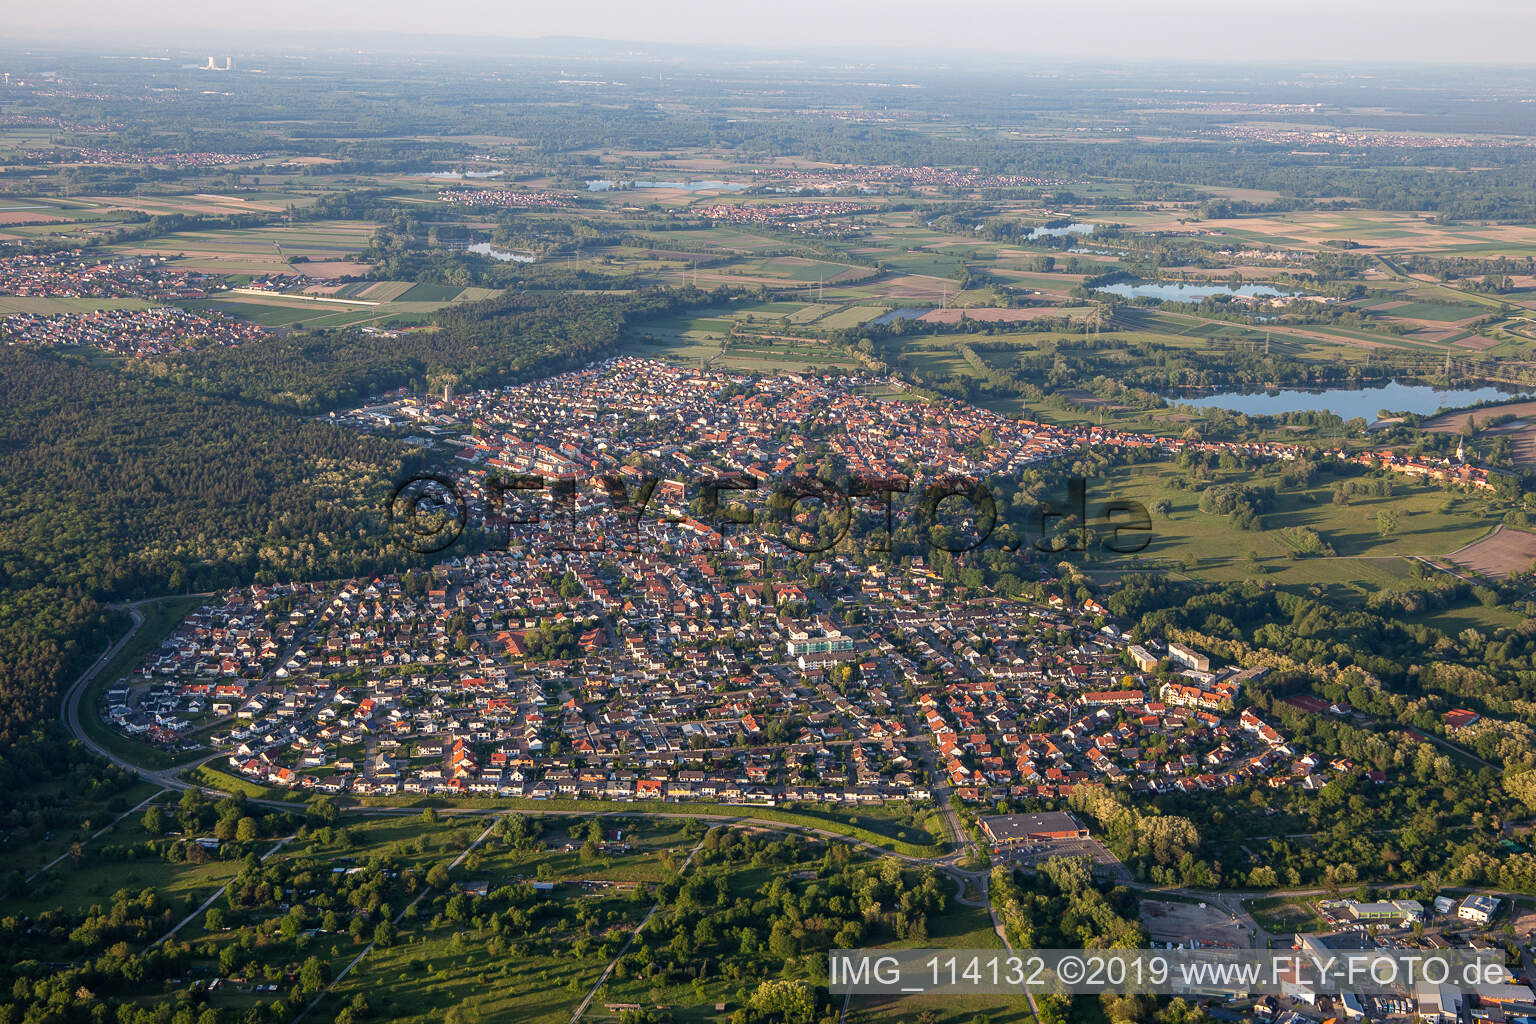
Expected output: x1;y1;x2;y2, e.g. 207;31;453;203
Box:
105;357;1383;807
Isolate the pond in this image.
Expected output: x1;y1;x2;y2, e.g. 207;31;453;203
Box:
466;243;536;263
586;179;749;192
869;307;934;326
1174;380;1533;420
1098;280;1298;301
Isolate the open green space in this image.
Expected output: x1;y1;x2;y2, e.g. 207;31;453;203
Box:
1083;460;1503;606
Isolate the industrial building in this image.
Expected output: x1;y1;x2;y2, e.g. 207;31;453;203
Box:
1458;894;1500;924
1345;899;1424;924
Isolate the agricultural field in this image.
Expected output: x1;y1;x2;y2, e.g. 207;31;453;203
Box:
76;192;304;217
1445;524;1536;580
694;254;867;287
626;309;861;372
1117;208;1536;258
1422;399;1536;466
8;45;1536;1024
109;220;378;276
188;281;497;328
813;304;887;329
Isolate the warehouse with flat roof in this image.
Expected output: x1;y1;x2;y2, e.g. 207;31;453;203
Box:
979;812;1088;848
1345;899;1423;923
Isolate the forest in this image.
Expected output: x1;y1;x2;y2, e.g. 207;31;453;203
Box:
0;280;719;761
135;288;710;411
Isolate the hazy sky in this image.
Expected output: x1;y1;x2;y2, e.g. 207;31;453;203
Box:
10;0;1536;64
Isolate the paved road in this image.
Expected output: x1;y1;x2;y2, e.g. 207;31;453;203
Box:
984;871;1043;1021
60;596;219;792
67;595;1414;936
61;601;147;768
57;596;984;877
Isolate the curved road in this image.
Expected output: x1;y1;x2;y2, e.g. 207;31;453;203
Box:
62;595;278;792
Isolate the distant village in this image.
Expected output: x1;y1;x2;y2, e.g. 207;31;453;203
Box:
1;305;266;355
0;250;214;299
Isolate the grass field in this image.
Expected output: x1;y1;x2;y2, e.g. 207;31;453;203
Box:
191;291;463;329
848;900;1033;1024
1079;461;1505;613
1245;895;1326;934
1380;301;1484;322
625;307;864;372
320;902;621;1024
815;304;888;329
3;796;260;920
396;282;466;302
0;779;162;880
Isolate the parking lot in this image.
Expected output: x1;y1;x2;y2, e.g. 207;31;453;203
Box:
995;836;1133;884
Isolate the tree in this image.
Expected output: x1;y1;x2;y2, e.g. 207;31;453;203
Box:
142;805;165;835
1377;509;1400;538
747;979;816;1024
1246;866;1278;888
1503;768;1536;812
236;817;259;842
299;956;325;993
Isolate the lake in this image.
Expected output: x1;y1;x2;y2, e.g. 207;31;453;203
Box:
1098;280;1298;301
586;179;749;192
1174;380;1533;420
466;243;536;263
419;169;504;179
1023;222;1095;240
